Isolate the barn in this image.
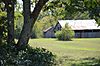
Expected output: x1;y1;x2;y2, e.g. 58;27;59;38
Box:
43;27;55;38
43;19;100;38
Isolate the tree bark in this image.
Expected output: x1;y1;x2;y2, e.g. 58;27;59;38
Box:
6;1;15;44
17;0;31;46
17;0;49;46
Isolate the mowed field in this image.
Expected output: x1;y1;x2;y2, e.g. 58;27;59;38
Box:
29;38;100;58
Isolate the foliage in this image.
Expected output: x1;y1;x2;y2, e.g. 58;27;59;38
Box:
55;24;74;41
0;3;7;44
83;0;100;25
44;0;100;24
0;44;56;66
32;21;44;38
14;12;23;39
32;16;57;38
15;1;23;12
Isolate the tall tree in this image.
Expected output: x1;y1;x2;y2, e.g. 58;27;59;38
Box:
2;0;15;44
6;1;15;44
17;0;49;46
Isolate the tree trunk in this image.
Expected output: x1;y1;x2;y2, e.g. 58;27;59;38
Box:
17;0;49;46
17;0;31;46
6;1;15;44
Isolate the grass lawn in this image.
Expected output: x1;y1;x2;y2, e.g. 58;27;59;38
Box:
29;38;100;57
29;38;100;65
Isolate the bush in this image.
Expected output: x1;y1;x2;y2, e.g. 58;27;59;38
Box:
0;44;56;66
55;24;74;41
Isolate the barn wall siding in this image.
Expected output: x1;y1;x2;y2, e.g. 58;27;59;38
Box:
44;31;55;38
44;27;55;38
75;31;100;38
54;23;62;31
44;29;100;38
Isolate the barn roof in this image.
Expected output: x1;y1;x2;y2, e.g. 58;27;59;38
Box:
58;19;100;30
43;26;54;32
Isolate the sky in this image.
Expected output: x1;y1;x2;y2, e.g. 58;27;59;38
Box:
17;0;23;4
17;0;35;12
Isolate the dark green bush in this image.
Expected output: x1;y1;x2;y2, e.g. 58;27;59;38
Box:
55;24;74;41
0;44;56;66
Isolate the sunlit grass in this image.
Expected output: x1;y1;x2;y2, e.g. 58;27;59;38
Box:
29;38;100;59
29;38;100;66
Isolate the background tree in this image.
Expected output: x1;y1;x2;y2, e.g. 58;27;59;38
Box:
43;0;100;21
31;15;57;38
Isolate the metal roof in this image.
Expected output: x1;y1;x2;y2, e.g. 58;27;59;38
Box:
58;19;100;30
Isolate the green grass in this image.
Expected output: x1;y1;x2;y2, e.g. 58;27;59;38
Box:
29;38;100;66
29;38;100;58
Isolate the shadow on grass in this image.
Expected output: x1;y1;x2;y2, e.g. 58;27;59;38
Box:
57;56;100;66
55;39;73;42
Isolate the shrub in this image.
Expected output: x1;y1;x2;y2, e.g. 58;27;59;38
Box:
55;24;74;41
0;44;56;66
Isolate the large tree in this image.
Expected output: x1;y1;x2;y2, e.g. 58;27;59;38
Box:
6;0;15;44
2;0;16;44
17;0;49;47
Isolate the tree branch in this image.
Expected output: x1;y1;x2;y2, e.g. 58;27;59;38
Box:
31;0;49;19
